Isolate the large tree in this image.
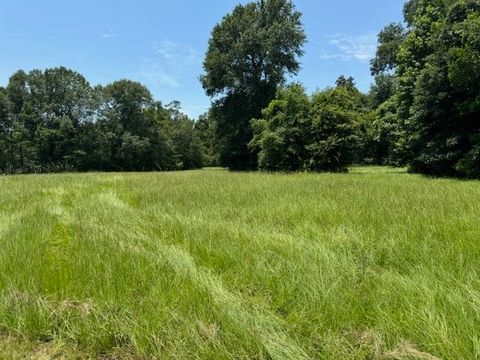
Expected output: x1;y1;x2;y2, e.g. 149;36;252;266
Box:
201;0;306;170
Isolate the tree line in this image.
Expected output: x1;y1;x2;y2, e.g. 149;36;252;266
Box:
0;68;208;173
1;0;479;177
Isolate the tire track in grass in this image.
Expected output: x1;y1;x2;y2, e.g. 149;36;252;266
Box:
41;185;79;293
86;188;311;360
143;211;467;360
159;244;310;360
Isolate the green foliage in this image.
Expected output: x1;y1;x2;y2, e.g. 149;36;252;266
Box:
370;23;406;75
210;91;273;170
307;85;364;171
402;0;480;177
0;68;205;173
0;88;12;169
371;0;480;178
201;0;306;170
368;74;398;108
370;96;403;165
201;0;305;97
167;103;205;170
250;84;310;171
195;112;219;167
251;80;368;172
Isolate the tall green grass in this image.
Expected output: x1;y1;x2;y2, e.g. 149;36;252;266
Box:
0;167;479;359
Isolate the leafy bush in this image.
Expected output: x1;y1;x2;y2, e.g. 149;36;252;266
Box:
251;80;367;172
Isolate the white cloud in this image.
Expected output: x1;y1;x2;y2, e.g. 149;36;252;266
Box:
154;40;201;66
318;32;377;62
318;52;351;61
139;64;181;88
138;40;201;89
101;26;118;39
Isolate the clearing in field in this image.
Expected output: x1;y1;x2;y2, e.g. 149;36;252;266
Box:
0;168;479;359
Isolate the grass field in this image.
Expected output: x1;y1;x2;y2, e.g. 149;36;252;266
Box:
0;167;479;359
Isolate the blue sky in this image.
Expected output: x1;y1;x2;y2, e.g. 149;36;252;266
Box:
0;0;404;118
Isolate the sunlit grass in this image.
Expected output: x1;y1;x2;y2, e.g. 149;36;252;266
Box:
0;168;479;359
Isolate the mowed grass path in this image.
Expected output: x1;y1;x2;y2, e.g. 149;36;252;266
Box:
0;168;479;359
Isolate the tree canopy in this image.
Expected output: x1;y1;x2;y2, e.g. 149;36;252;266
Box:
202;0;306;170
